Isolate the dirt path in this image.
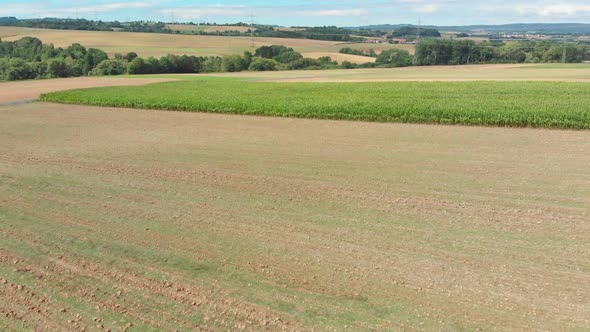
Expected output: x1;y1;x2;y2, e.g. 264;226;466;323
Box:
0;77;177;104
0;103;589;330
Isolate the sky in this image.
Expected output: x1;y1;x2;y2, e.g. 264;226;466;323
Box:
1;0;590;26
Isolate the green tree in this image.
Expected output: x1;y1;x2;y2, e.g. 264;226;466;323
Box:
248;57;277;71
243;51;253;68
125;52;138;62
12;37;43;61
318;56;336;65
376;49;413;67
46;58;70;78
4;58;33;80
159;56;173;73
0;58;9;79
145;57;163;74
221;54;245;72
254;45;293;59
288;58;320;70
90;59;128;76
273;51;303;64
82;48;108;75
201;56;222;72
127;57;149;74
65;43;87;60
341;61;355;69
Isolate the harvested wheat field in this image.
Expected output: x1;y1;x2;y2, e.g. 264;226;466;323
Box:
0;27;410;63
0;102;589;330
0;77;177;104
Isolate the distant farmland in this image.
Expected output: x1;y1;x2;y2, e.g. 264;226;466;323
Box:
166;24;252;33
0;26;412;63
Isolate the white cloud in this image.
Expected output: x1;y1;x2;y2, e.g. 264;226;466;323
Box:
3;0;590;26
1;1;152;17
65;2;152;14
294;8;369;16
160;5;368;20
414;4;440;14
529;4;590;16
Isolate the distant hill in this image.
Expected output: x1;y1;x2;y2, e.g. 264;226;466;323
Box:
355;23;590;34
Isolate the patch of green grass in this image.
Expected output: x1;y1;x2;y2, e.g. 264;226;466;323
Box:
41;79;590;129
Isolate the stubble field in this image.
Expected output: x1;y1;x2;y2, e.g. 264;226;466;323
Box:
0;26;409;64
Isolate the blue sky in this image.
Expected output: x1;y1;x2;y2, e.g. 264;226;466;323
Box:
2;0;590;26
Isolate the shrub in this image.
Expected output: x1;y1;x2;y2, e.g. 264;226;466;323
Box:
4;58;34;80
90;59;128;76
288;58;321;70
273;51;303;64
128;57;150;74
376;49;413;67
341;61;356;69
46;58;70;78
254;45;293;59
201;56;222;73
248;57;278;71
221;54;245;72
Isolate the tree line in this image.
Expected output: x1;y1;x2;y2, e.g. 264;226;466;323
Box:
345;39;590;66
415;39;590;65
0;17;117;31
0;18;377;42
2;37;589;82
0;37;358;81
389;26;441;40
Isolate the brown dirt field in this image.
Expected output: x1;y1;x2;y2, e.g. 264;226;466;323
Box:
0;77;176;104
0;102;589;330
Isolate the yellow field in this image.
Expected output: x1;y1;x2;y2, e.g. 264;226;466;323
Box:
303;52;376;63
0;27;412;64
166;24;252;33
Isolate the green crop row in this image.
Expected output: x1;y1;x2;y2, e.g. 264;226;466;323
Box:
41;79;590;129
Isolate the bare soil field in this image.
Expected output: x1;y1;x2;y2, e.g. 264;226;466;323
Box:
0;102;588;330
0;77;177;104
203;63;590;82
0;27;410;63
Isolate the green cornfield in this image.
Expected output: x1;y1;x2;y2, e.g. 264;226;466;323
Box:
41;79;590;129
